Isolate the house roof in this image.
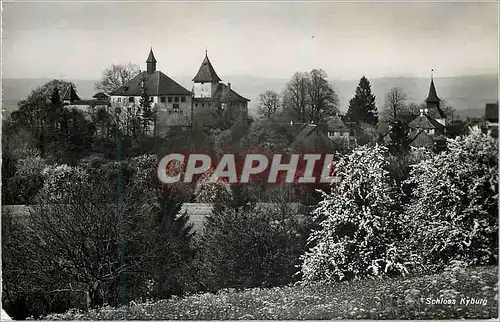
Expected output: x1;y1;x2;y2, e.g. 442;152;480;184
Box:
326;115;349;132
485;103;499;122
109;71;191;96
192;52;222;83
409;114;444;130
93;92;109;100
219;83;250;102
61;85;81;102
426;78;441;103
289;123;331;148
206;83;250;102
409;130;434;148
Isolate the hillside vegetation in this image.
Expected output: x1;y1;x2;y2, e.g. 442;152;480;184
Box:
44;265;498;320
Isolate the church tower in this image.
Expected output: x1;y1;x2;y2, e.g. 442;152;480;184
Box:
426;74;446;127
146;48;157;74
192;50;221;98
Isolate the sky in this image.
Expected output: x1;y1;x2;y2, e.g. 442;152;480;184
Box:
2;1;499;81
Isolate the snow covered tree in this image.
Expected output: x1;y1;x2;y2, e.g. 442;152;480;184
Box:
406;127;498;271
301;144;414;283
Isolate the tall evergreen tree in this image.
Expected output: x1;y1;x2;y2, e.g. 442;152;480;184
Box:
346;76;378;126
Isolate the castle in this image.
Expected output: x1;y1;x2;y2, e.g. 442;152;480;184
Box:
107;49;249;134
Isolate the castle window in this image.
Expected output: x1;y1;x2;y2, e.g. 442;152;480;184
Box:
168;97;173;103
160;96;166;103
174;96;180;103
128;97;134;103
181;96;186;102
201;103;205;107
117;97;122;103
173;103;180;112
195;103;198;107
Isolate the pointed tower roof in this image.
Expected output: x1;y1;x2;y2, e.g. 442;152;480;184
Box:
61;84;80;102
146;48;157;63
426;77;441;103
192;51;222;83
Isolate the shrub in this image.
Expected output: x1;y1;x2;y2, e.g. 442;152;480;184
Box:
194;200;312;291
301;144;414;283
406;127;498;271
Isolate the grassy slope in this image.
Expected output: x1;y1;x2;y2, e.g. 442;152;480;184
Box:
45;265;498;320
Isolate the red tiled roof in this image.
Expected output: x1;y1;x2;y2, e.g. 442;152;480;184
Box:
109;71;191;96
192;53;222;83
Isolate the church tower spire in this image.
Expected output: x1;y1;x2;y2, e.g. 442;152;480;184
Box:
426;70;445;119
146;48;157;74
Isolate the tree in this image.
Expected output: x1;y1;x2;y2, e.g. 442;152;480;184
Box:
384;87;407;122
283;70;339;123
406;127;498;271
2;155;197;318
387;120;411;155
242;119;289;154
301;144;412;282
95;63;140;94
308;69;339;123
9;80;75;157
257;90;281;120
346;76;378;126
194;202;310;291
139;76;154;135
283;72;310;122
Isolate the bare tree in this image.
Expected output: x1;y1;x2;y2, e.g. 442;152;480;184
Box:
257;90;281;119
283;70;339;123
283;72;310;123
95;63;140;94
308;69;339;123
384;87;407;123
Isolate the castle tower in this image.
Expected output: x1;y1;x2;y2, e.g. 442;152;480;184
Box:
192;50;221;99
146;48;157;74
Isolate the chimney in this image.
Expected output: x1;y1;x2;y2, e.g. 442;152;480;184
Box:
228;82;231;90
420;108;424;116
290;120;294;126
424;108;428;115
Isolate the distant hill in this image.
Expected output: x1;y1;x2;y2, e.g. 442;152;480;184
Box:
2;74;497;119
